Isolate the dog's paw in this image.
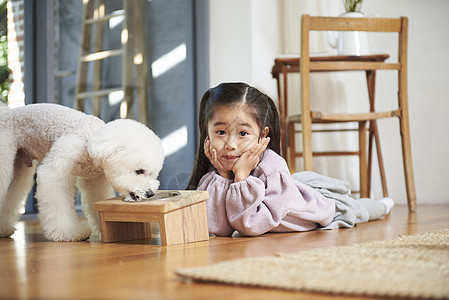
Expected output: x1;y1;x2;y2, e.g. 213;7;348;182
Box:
0;226;16;238
88;231;102;242
43;220;92;242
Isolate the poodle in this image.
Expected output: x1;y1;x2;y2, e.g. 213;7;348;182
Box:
0;103;164;241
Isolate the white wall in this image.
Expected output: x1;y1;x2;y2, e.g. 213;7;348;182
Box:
208;0;449;204
209;0;282;96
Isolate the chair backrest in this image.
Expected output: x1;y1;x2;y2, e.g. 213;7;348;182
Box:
299;15;409;122
300;14;408;72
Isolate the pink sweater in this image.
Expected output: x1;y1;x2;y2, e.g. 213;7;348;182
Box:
198;149;336;236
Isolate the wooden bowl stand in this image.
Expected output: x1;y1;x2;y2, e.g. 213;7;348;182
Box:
94;190;209;246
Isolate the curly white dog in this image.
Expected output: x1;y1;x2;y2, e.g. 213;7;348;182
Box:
0;103;164;241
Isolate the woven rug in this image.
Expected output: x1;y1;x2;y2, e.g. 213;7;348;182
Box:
176;228;449;299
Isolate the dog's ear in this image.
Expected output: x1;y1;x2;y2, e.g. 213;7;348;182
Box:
87;130;125;166
88;118;155;166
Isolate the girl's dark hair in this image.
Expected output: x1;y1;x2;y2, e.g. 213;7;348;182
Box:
186;82;281;190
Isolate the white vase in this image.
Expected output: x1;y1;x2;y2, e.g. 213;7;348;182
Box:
327;12;370;56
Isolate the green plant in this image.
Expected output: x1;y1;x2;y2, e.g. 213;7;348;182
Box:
344;0;363;12
0;0;10;104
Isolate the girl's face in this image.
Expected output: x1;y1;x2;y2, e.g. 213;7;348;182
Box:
207;105;267;172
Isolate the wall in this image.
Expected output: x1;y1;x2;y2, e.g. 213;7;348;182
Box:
209;0;282;96
208;0;449;204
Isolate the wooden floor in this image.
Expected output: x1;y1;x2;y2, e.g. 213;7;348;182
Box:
1;204;448;300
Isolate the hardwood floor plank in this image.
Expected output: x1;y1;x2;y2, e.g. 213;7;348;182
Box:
0;204;448;299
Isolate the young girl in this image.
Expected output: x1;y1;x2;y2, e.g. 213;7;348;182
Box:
187;82;393;237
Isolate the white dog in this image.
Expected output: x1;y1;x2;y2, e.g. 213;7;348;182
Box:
0;103;164;241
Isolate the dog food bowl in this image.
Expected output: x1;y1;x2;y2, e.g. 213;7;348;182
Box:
122;191;181;202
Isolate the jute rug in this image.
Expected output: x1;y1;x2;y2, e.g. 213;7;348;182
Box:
176;228;449;299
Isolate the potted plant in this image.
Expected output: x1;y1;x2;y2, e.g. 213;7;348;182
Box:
344;0;363;13
327;0;369;55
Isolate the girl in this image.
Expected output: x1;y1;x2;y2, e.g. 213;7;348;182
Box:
187;82;393;236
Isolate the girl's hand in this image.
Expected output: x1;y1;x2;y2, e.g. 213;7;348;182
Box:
233;137;270;182
204;137;232;179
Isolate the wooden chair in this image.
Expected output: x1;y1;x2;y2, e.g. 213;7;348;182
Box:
287;15;416;211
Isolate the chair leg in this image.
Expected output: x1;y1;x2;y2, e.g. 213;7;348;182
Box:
281;69;289;159
372;121;389;197
368;121;389;198
288;121;296;173
368;121;374;195
365;70;389;198
359;121;369;198
397;16;416;212
399;115;417;211
301;117;313;171
300;21;312;171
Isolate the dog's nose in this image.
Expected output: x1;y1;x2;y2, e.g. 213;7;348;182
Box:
144;190;154;198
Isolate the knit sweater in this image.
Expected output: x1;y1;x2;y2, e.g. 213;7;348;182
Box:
198;149;336;236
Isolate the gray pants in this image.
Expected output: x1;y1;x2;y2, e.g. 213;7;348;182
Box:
292;171;387;229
